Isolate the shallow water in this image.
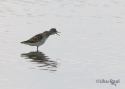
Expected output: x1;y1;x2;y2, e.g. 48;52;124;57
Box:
0;0;125;89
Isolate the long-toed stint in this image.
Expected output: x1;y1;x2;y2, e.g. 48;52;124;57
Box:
21;28;60;51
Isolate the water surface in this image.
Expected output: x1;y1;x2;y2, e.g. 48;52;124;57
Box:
0;0;125;89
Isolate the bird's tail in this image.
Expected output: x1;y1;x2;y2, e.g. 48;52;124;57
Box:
21;41;27;44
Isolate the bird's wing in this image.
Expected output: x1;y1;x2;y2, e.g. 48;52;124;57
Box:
21;31;49;43
21;33;43;43
28;33;44;43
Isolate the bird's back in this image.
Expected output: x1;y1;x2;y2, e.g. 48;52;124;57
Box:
21;31;49;44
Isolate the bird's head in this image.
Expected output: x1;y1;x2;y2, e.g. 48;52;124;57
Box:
49;28;60;36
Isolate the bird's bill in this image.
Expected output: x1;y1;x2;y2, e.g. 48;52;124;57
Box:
56;32;60;36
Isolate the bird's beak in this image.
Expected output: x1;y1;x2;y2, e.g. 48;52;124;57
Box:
56;32;60;36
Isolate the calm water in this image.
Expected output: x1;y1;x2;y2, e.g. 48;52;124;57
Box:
0;0;125;89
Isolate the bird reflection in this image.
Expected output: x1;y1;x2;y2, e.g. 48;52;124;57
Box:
21;51;58;71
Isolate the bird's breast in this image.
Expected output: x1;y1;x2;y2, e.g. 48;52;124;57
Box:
40;37;48;43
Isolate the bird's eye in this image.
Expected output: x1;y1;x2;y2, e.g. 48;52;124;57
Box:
53;29;56;32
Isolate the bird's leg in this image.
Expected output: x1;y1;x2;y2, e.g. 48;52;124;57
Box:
37;46;39;52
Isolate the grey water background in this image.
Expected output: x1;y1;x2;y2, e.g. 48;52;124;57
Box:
0;0;125;89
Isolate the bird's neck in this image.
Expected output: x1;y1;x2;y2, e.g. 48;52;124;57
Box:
46;31;52;37
48;31;53;36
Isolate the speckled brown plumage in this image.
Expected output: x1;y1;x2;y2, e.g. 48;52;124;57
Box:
21;31;49;43
21;28;60;51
